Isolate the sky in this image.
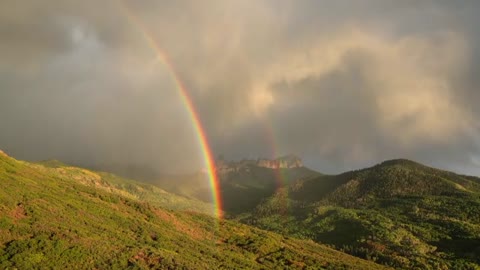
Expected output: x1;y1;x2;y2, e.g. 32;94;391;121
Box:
1;0;480;175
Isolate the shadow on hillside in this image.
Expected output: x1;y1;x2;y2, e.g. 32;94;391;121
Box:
432;238;480;263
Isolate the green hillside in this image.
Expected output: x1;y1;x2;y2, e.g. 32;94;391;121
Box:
0;151;386;269
239;159;480;269
35;161;215;216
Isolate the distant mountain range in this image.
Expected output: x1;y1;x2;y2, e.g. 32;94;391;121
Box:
216;154;304;172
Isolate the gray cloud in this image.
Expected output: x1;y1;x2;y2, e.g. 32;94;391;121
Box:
1;0;479;175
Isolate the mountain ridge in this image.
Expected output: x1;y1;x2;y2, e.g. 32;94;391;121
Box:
238;158;480;269
216;154;304;173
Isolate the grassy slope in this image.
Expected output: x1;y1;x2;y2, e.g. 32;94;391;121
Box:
36;160;215;216
0;152;386;269
241;160;480;269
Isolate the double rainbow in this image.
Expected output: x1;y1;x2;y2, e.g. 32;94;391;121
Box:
119;3;223;219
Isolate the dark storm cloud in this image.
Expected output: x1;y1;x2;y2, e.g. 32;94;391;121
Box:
1;0;479;175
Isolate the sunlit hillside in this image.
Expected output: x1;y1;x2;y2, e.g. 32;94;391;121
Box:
0;151;387;269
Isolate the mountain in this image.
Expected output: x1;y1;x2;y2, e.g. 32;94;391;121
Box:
239;159;480;269
122;155;321;215
0;151;386;269
256;154;304;169
215;156;319;214
216;154;304;172
290;159;480;206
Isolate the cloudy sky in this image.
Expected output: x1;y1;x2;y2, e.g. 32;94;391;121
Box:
1;0;480;175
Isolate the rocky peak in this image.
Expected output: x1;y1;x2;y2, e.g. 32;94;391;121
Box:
215;154;303;174
257;155;303;169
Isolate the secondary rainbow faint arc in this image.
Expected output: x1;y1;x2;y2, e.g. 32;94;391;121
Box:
119;3;223;219
263;121;289;216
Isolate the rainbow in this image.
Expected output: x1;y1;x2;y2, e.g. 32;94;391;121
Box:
119;2;223;219
263;121;290;216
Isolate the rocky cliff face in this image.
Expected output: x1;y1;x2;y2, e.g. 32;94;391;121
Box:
215;155;303;174
257;155;303;169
